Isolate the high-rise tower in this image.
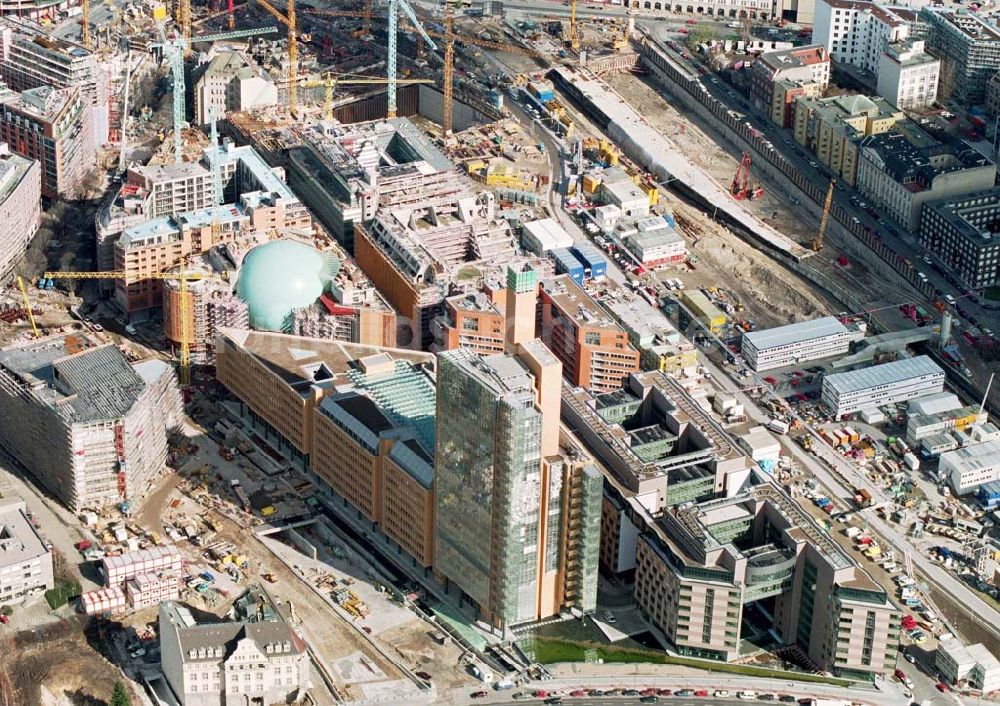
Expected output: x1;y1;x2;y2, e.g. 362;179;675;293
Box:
434;345;601;635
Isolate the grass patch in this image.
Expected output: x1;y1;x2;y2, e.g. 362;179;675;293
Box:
45;579;82;610
523;637;855;686
985;286;1000;301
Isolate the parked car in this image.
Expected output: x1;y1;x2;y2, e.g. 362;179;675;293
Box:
471;691;488;699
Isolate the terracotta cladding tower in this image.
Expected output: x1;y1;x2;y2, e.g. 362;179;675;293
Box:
505;264;538;353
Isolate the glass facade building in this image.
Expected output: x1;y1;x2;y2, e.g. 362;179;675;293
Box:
434;347;601;633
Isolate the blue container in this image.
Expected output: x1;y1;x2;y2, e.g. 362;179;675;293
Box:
572;243;607;280
550;248;585;286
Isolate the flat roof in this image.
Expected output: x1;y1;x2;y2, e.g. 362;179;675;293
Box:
942;439;1000;473
541;274;620;329
219;328;433;390
824;355;943;395
744;316;849;351
0;496;48;568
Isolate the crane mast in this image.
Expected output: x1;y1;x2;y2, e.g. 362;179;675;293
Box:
814;179;836;252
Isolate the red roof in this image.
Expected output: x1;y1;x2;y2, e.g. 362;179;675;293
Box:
319;293;357;316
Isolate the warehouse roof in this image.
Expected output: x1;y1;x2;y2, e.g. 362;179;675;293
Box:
824;355;942;395
743;316;849;351
942;439;1000;474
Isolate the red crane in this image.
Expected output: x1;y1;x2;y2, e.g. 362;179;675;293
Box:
730;151;764;201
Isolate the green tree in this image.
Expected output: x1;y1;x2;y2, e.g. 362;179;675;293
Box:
685;25;718;51
110;681;131;706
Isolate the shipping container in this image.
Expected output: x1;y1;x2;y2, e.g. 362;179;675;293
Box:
572;243;608;280
550;248;585;286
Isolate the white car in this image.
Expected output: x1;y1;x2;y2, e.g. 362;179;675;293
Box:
715;690;730;698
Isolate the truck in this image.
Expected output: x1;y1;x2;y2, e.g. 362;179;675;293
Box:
854;488;873;508
767;418;789;435
469;663;494;683
903;453;920;471
846;526;862;539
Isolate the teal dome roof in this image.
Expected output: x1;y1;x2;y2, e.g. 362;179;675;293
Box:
236;240;340;331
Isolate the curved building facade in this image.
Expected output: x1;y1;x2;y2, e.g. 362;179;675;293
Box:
235;239;340;332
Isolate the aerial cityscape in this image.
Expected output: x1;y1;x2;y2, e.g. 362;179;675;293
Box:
3;0;1000;705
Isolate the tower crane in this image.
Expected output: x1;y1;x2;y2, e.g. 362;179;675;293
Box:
254;0;300;115
299;74;431;121
442;4;454;135
43;269;224;388
387;0;436;118
117;50;133;175
81;0;91;50
16;276;39;339
813;178;836;252
568;0;579;50
153;9;276;162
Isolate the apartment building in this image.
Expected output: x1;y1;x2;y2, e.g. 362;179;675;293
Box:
436;290;507;354
749;45;830;126
856;124;995;232
434;344;602;636
625;0;775;21
159;597;309;706
561;371;898;677
0;496;53;605
820;355;945;418
921;8;1000;105
0;335;182;511
813;0;910;73
354;190;520;349
741;316;865;372
793;94;902;186
877;39;940;109
0;28;109;145
0;142;40;279
538;275;640;393
636;485;900;675
0;85;94;199
192;51;277;127
113;144;310;318
920;187;1000;289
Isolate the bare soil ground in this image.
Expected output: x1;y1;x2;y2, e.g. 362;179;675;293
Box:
1;626;137;706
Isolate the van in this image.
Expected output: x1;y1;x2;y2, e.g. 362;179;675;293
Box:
125;324;138;336
738;692;757;700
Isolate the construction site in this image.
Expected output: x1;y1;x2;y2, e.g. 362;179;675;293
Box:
4;0;1000;701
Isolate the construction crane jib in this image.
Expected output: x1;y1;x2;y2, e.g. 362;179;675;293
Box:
387;0;435;119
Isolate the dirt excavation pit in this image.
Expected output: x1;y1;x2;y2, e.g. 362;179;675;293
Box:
693;234;826;326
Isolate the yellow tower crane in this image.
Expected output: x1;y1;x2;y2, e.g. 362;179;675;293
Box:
16;276;39;339
299;74;431;121
442;5;454;135
813;178;836;252
569;0;580;50
81;0;92;50
43;269;223;388
255;0;298;115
